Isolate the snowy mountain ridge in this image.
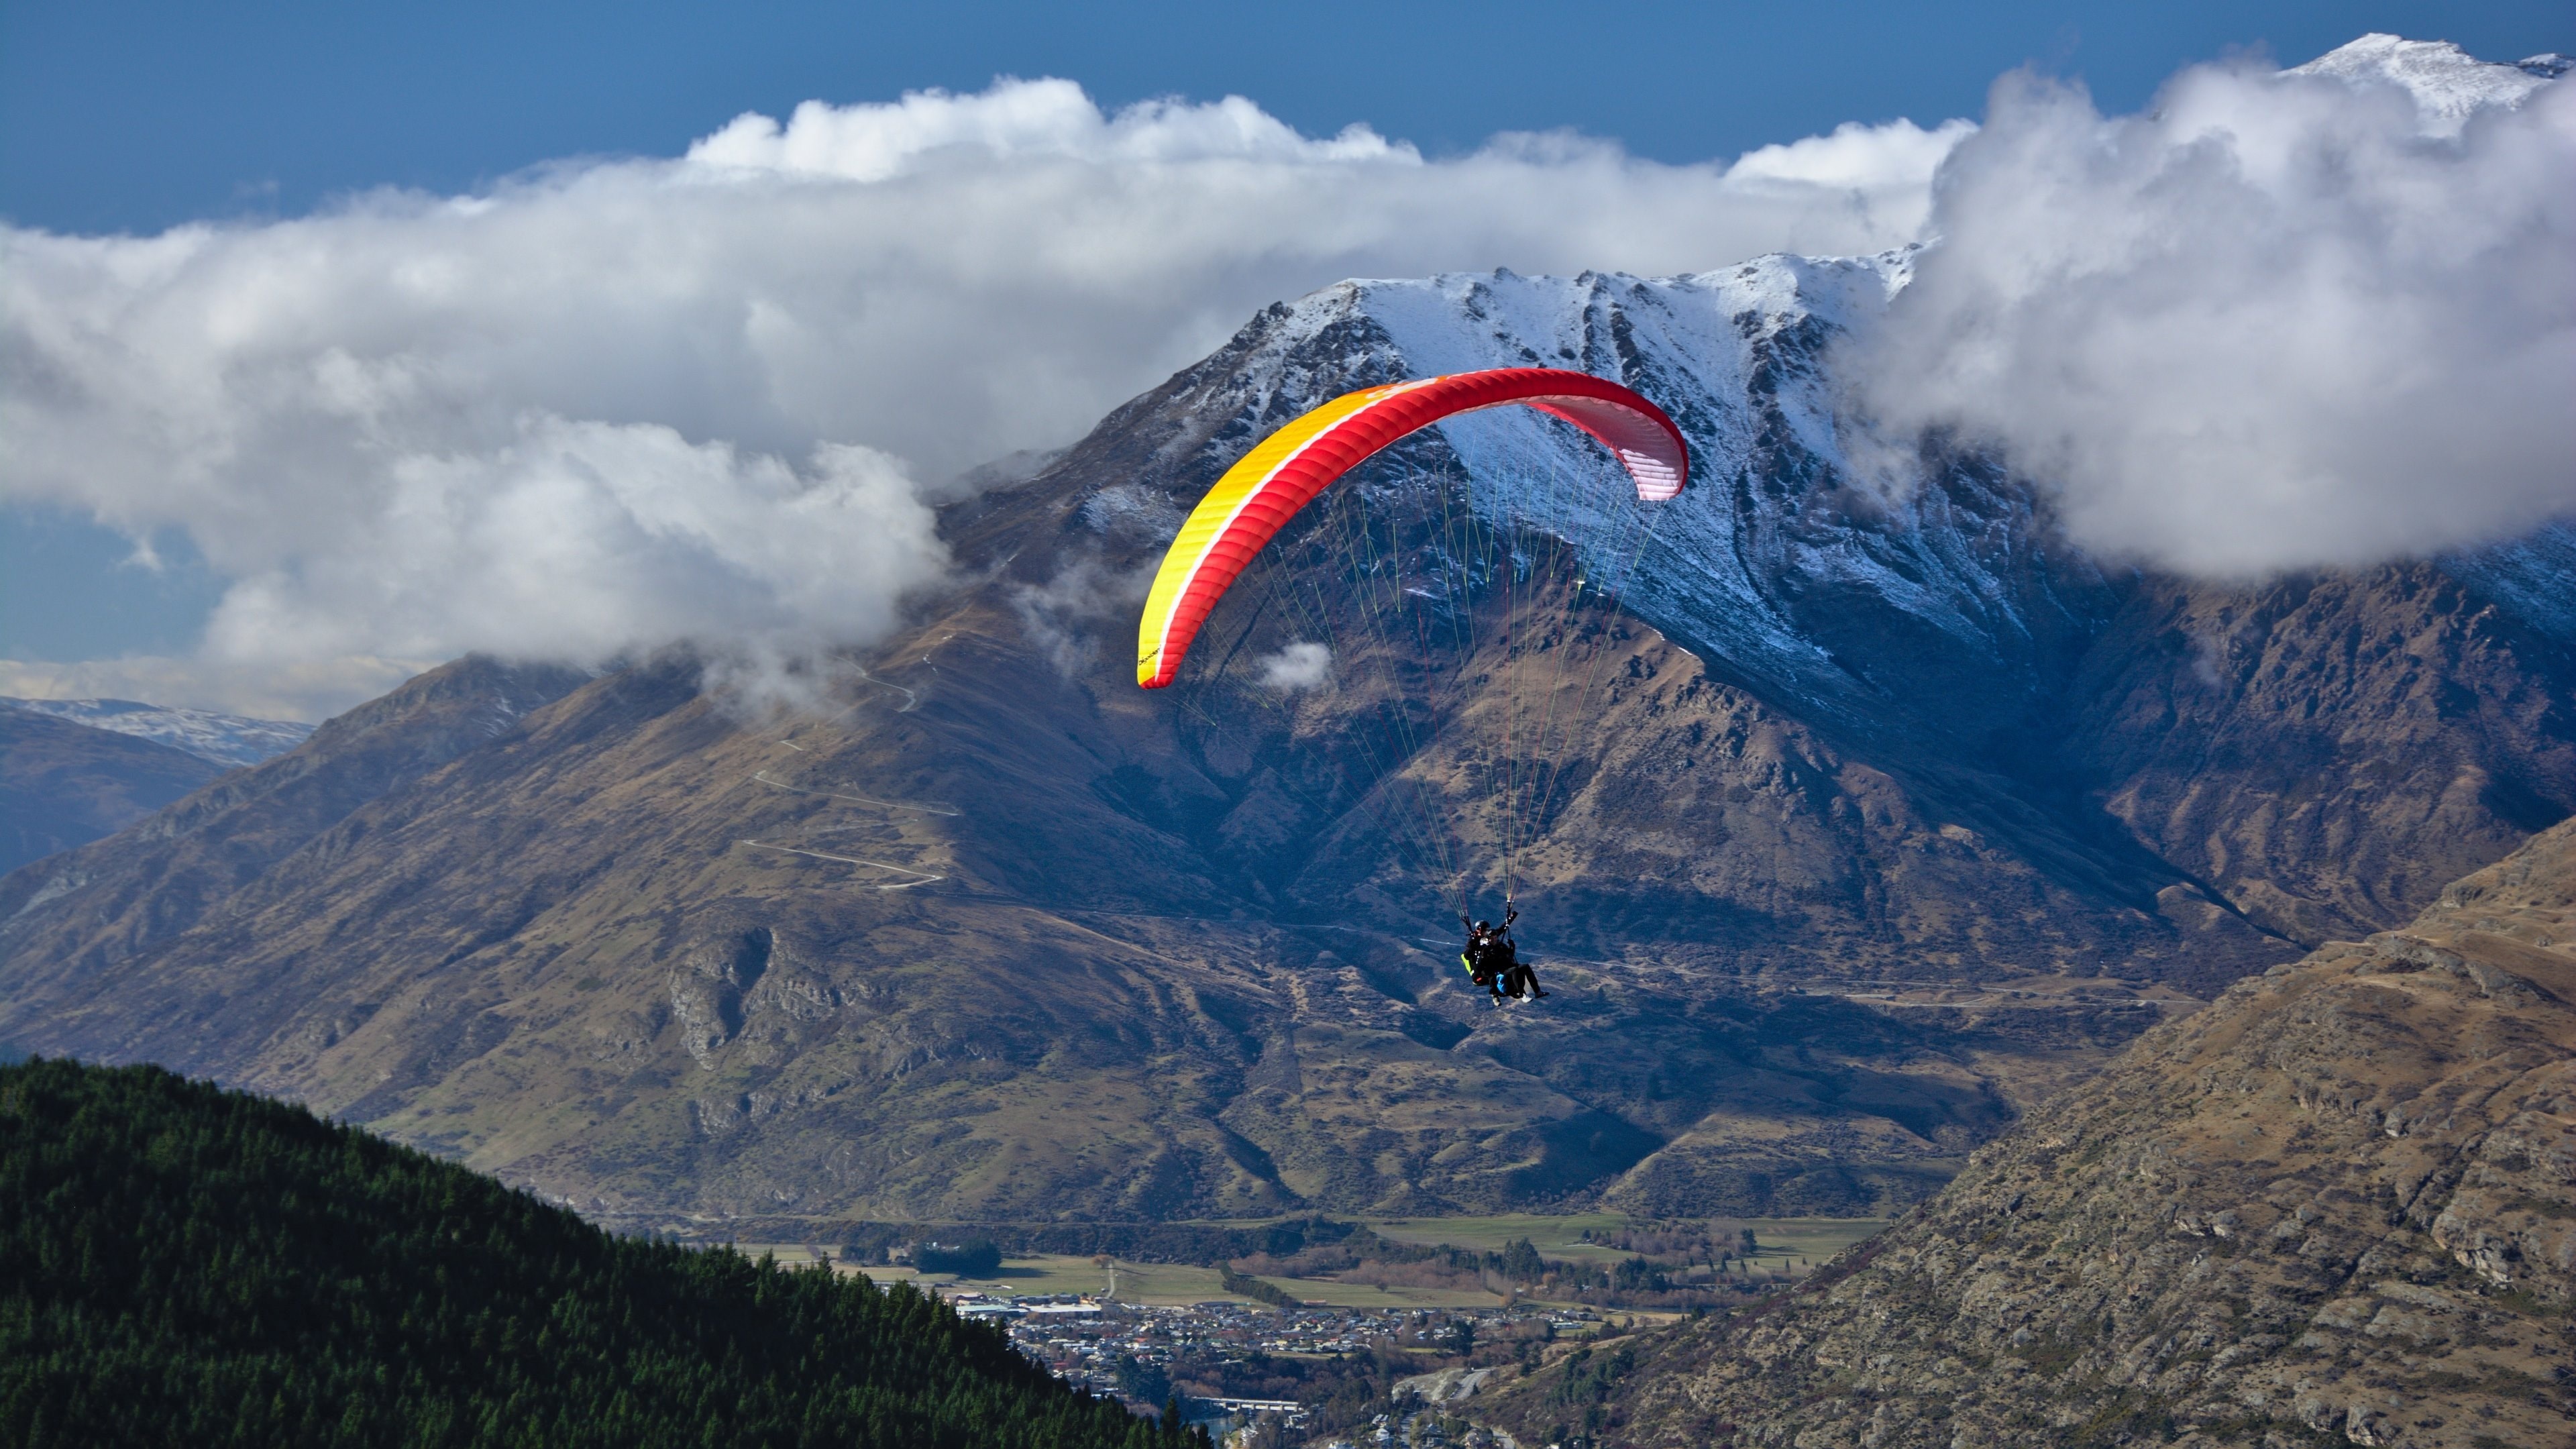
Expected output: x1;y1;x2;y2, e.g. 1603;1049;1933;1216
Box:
2288;32;2567;129
3;698;315;771
1361;254;1925;684
1125;246;2098;747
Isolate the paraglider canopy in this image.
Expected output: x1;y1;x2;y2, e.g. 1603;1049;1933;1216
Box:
1135;368;1686;690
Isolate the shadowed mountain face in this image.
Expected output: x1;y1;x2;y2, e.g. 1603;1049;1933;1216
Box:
1485;817;2576;1449
0;705;225;875
0;264;2568;1224
2059;567;2576;954
984;264;2576;975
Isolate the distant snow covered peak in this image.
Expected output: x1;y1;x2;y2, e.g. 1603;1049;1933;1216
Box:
4;697;313;770
1102;28;2569;706
2288;33;2559;131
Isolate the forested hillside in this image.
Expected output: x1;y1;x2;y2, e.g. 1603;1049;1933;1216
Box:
0;1057;1200;1448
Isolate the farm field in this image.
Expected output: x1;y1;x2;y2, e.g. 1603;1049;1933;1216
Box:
738;1246;1513;1309
1364;1213;1627;1257
737;1214;1894;1307
1362;1214;1892;1273
735;1248;1121;1298
1256;1273;1504;1309
861;1253;1506;1310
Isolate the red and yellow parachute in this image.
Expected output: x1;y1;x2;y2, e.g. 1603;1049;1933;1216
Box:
1136;368;1686;689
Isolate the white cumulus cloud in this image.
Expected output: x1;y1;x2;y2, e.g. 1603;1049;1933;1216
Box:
1842;39;2576;575
0;77;1964;716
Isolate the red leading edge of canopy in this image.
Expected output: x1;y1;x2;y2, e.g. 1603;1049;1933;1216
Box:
1138;367;1687;689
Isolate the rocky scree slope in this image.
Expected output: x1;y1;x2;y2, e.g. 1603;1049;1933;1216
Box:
1481;818;2576;1449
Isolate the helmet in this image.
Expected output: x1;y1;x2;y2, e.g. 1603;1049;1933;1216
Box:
1473;920;1493;932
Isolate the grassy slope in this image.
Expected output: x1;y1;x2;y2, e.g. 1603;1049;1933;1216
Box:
0;1058;1199;1449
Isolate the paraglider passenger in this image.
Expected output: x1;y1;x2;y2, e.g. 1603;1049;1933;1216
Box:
1491;922;1548;1002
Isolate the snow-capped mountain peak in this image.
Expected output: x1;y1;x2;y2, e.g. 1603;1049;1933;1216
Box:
2288;33;2560;131
3;697;315;770
1333;256;2087;720
1105;249;2093;743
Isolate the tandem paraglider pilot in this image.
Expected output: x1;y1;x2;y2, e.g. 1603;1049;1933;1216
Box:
1460;908;1548;1004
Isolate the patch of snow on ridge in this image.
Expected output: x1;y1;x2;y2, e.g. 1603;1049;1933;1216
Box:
1353;266;1813;668
2441;523;2576;650
4;697;313;769
2288;34;2557;131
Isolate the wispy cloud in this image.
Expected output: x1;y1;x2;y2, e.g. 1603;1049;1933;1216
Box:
1254;641;1332;692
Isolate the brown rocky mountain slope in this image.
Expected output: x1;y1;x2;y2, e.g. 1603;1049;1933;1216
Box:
1483;817;2576;1449
0;627;2154;1223
0;704;223;876
2059;566;2576;953
0;277;2569;1224
0;659;588;996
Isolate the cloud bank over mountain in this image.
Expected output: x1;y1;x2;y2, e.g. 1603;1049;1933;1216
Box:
2;42;2563;718
0;78;1959;716
1846;39;2575;575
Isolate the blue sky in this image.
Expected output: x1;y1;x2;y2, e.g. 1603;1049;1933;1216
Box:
1;2;2565;712
4;0;2562;235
